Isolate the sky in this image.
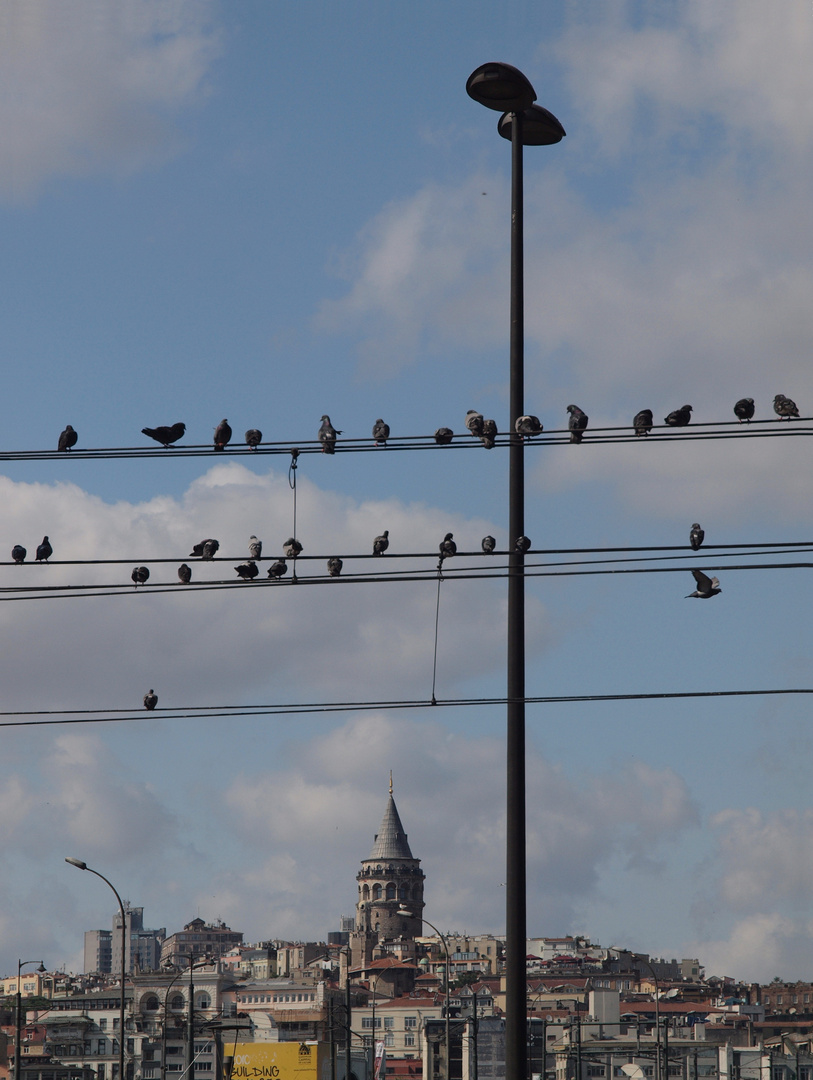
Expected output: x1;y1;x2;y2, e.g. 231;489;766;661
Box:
1;0;813;986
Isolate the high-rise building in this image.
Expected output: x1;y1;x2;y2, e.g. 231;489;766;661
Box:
84;905;166;974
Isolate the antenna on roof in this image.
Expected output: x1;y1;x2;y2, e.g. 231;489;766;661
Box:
389;770;393;796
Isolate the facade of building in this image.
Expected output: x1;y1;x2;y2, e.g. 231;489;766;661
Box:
160;919;243;968
83;906;166;975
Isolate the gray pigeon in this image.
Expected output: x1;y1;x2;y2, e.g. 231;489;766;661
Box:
235;560;259;580
689;523;704;551
11;545;26;564
214;419;232;451
633;409;653;436
439;533;457;561
465;410;485;438
686;569;721;599
36;536;52;562
190;539;220;559
319;414;341;454
773;394;800;419
567;404;588;443
434;427;454;445
373;531;389;555
131;566;150;586
143;689;158;711
327;556;343;577
245;428;263;449
58;424;78;451
515;535;532;553
664;405;692;426
177;563;192;584
283;537;302;559
481;418;497;449
733;398;755;422
481;535;496;554
372;419;390;445
267;558;288;579
142;422;186;447
249;535;262;560
515;415;543;438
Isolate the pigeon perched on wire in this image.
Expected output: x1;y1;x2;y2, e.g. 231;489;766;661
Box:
213;419;232;451
689;523;705;551
481;418;497;449
773;394;800;419
36;536;53;562
439;533;457;561
142;422;186;447
664;405;692;426
515;536;532;553
319;415;341;454
267;558;288;579
372;419;390;445
143;689;158;711
249;536;262;560
515;415;543;438
733;398;755;422
58;425;78;451
177;563;192;584
284;538;302;559
327;556;343;577
131;566;150;586
685;569;721;599
434;427;454;445
245;429;263;449
633;409;653;436
190;539;220;559
373;531;389;555
11;545;26;564
566;404;588;443
465;410;485;438
481;535;496;554
235;561;259;580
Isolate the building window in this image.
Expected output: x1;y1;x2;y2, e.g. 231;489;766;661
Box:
777;997;783;1005
405;1034;415;1047
587;1070;605;1078
404;1018;417;1029
384;1034;394;1048
384;1018;394;1030
100;1020;108;1031
97;1040;106;1054
98;1067;105;1080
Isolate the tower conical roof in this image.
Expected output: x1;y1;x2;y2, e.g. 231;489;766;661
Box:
368;794;414;860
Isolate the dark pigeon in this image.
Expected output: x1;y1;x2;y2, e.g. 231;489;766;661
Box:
11;545;26;564
319;414;341;454
686;569;721;599
58;425;78;451
190;539;220;559
245;429;263;449
143;689;158;711
249;536;262;560
434;427;454;445
439;533;457;561
214;419;232;451
177;563;192;584
774;394;800;419
131;566;150;586
515;415;543;438
567;404;588;443
733;398;755;422
284;537;302;559
633;409;653;436
689;523;705;551
465;410;484;438
327;557;343;577
481;535;496;554
481;418;497;449
664;405;692;426
267;558;288;579
142;422;186;447
515;535;532;553
36;536;52;562
373;531;389;555
372;419;390;445
235;561;259;580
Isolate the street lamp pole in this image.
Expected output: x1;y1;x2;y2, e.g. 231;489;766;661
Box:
66;858;127;1080
609;950;661;1080
466;63;565;1080
14;960;45;1080
398;908;451;1080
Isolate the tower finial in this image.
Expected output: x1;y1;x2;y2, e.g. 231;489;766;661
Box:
389;770;393;795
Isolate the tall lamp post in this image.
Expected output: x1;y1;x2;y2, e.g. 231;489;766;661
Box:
66;858;127;1080
466;63;565;1080
609;950;661;1080
160;957;211;1080
14;959;45;1080
398;908;451;1080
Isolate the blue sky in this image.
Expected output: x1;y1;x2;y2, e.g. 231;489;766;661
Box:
2;0;813;985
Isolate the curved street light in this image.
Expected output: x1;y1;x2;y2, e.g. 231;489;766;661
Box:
609;949;662;1080
159;956;212;1080
14;959;45;1080
399;907;451;1080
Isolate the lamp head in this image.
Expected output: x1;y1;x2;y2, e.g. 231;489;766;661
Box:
498;105;566;146
65;857;87;870
467;62;536;113
37;964;46;973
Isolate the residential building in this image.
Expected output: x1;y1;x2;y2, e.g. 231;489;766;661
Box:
160;919;243;968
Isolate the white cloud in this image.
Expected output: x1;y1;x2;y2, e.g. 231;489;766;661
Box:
687;912;813;984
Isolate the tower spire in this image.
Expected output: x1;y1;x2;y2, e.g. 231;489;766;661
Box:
389;769;393;795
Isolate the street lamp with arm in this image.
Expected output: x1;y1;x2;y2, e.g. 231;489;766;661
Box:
14;960;45;1080
398;907;451;1080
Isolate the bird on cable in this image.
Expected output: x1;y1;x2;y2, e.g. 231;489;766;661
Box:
235;561;259;581
465;410;485;438
685;569;721;599
664;405;692;426
481;535;496;554
177;563;192;584
434;427;454;445
689;523;705;551
36;536;53;562
480;418;497;449
190;538;220;559
515;415;543;438
566;404;588;443
773;394;800;419
142;422;186;447
438;533;457;561
319;414;341;454
11;545;26;564
372;419;390;445
249;535;262;560
131;566;150;586
633;409;653;436
733;398;755;422
245;428;263;449
515;536;532;553
213;419;232;451
267;558;288;579
143;689;158;711
58;424;78;451
283;537;302;559
327;556;343;577
373;531;389;555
